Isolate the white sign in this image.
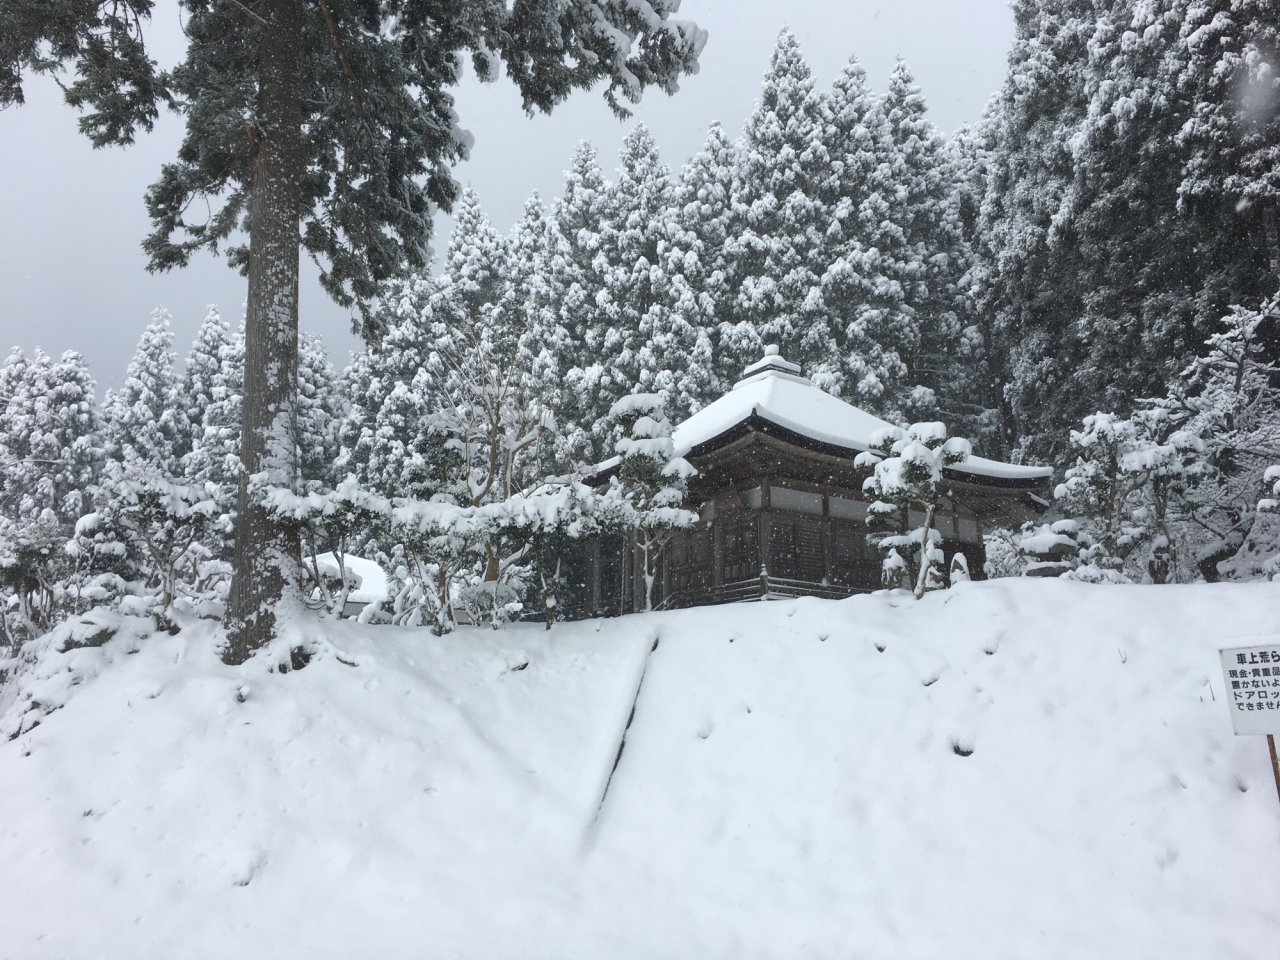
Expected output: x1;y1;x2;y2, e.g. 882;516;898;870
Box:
1220;642;1280;735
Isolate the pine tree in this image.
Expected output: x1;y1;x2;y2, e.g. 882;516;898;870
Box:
978;0;1279;468
979;0;1101;465
1173;0;1280;286
506;193;574;464
191;321;245;493
944;119;1006;452
337;273;457;502
597;124;674;414
0;348;104;637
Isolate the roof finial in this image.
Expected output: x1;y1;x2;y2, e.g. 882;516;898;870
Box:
739;344;804;381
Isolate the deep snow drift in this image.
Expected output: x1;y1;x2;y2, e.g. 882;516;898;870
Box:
1;579;1278;959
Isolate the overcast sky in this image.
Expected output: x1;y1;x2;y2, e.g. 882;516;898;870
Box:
0;0;1014;393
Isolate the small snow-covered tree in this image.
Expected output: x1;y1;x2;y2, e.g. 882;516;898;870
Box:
482;480;631;630
186;320;244;497
180;308;230;444
1156;295;1280;580
605;394;697;611
297;332;346;493
88;465;228;620
857;421;972;598
96;315;229;620
102;310;190;472
1054;409;1205;583
0;347;104;638
1018;519;1085;578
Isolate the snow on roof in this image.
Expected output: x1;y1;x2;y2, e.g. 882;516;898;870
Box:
669;349;1052;484
313;552;390;604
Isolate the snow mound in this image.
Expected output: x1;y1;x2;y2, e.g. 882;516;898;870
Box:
1;580;1278;959
312;551;390;604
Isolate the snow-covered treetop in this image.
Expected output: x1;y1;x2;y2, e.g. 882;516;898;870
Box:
856;420;972;498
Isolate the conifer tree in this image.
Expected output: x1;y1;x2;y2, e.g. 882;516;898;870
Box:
102;311;189;474
552;141;612;466
1173;0;1280;285
818;55;914;418
879;59;964;422
0;347;104;634
979;0;1099;465
338;274;455;502
726;29;836;392
597;125;675;417
661;121;736;406
180;307;231;445
297;332;345;493
506;194;573;459
0;347;102;526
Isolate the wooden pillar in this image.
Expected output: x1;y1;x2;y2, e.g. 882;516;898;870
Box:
821;491;834;584
588;539;600;616
758;480;772;577
712;516;724;588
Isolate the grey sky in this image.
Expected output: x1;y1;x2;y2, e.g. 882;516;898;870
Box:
0;0;1014;393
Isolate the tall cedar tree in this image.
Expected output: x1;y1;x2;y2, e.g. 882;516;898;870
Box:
727;29;836;393
2;0;705;660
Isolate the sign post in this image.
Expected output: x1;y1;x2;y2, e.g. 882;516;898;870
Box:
1219;642;1280;806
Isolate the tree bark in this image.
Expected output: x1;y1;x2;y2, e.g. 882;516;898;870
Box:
224;0;304;664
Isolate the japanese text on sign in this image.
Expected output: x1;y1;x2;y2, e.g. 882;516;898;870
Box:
1219;643;1280;736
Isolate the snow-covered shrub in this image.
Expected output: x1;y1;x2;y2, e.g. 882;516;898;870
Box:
1020;520;1084;578
479;480;632;629
983;521;1098;580
605;395;698;611
1054;411;1203;583
90;463;230;621
857;421;972;598
982;528;1024;579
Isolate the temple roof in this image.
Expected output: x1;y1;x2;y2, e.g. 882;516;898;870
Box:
671;346;1052;486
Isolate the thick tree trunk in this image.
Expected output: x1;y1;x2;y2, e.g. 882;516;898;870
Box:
224;0;305;664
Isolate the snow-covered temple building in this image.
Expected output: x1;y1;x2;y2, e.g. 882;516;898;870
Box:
570;348;1052;617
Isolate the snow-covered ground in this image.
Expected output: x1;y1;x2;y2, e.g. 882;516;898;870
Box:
1;579;1278;959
